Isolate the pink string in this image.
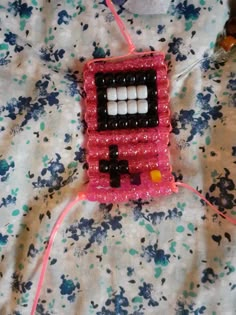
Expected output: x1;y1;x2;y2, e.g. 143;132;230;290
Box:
30;185;235;314
30;192;86;315
86;0;163;71
86;49;163;68
175;182;236;225
106;0;136;54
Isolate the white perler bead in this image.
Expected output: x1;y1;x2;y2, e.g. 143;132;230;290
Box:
107;87;117;101
137;100;148;114
107;101;118;115
117;101;128;115
137;85;148;99
127;86;137;100
127;100;138;114
117;87;128;101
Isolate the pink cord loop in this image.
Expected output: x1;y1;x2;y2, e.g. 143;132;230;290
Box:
30;193;86;315
175;182;236;225
106;0;136;54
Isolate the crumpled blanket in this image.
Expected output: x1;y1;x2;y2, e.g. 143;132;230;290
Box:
0;1;235;314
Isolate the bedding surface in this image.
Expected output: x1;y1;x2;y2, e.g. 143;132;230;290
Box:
0;1;236;314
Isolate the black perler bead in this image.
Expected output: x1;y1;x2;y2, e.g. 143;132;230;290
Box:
99;160;109;173
128;116;139;129
95;73;106;87
115;73;126;86
108;119;119;130
119;160;129;174
97;106;107;116
125;73;136;85
97;89;107;101
109;145;118;159
105;73;116;85
146;69;157;83
118;118;128;129
136;71;147;84
148;117;158;127
130;173;141;186
148;86;157;99
138;118;150;128
110;176;120;188
98;121;108;131
109;161;119;173
148;110;158;120
148;101;158;114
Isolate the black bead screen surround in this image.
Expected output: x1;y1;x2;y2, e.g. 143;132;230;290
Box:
95;69;158;131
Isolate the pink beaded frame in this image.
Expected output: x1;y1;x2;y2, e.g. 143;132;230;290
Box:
83;53;177;202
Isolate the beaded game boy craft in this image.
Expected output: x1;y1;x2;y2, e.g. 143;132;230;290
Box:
83;54;177;203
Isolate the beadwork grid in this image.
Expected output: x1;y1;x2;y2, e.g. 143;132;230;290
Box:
95;69;158;130
84;53;177;202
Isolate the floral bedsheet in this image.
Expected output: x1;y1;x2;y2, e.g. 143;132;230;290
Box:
0;1;235;314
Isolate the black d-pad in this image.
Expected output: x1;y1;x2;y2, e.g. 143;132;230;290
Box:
99;145;129;188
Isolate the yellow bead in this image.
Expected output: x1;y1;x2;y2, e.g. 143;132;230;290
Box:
150;169;162;183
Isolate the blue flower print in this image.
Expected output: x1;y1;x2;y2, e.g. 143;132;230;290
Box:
4;32;17;45
227;79;236;91
74;148;86;163
0;233;8;245
127;267;134;277
2;75;60;128
168;37;188;61
206;168;236;212
59;275;80;302
217;176;235;191
132;199;182;224
33;153;73;193
11;272;32;293
141;243;170;266
96;287;129;315
35;303;51;315
165;208;183;220
58;10;72;25
92;42;111;59
172;0;201;21
216;192;235;210
97;307;115;315
64;133;72;143
65;210;123;249
196;93;211;110
172;92;223;142
4;32;24;53
0;194;16;208
201;268;217;284
63;72;80;97
138;282;158;307
146;211;165;224
0;52;11;66
176;300;207;315
27;243;38;258
157;24;165;34
7;0;33;19
40;47;65;63
0;159;15;182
